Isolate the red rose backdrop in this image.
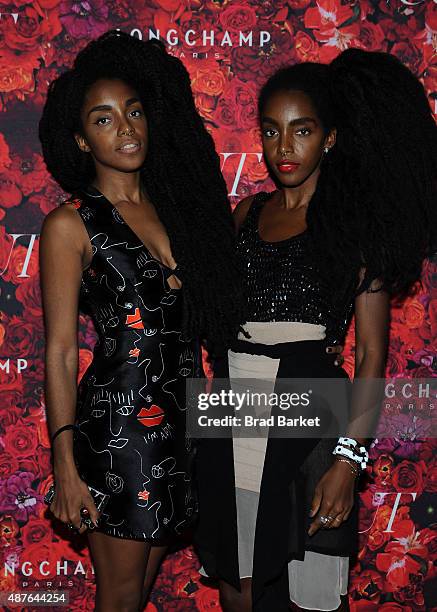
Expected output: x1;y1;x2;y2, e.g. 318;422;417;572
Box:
0;1;436;610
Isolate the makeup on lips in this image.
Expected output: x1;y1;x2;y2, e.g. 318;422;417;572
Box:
276;160;300;173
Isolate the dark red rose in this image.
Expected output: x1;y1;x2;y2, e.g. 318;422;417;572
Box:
386;350;408;376
19;446;52;479
3;315;43;357
418;440;437;463
0;172;22;207
179;12;214;53
252;0;288;20
4;7;43;51
0;452;19;479
219;5;257;33
0;368;24;416
21;518;51;547
213;96;236;128
59;0;109;39
15;277;42;319
392;460;426;495
3;419;39;459
50;31;88;68
425;458;437;493
231;26;293;84
10;153;48;196
358;22;386;52
391;41;423;75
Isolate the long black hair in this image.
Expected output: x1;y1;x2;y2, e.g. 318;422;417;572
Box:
259;49;437;307
39;30;243;354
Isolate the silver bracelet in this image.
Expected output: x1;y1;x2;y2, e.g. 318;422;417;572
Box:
335;457;360;477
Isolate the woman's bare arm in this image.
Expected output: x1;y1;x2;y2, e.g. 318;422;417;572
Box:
40;204;97;529
347;277;390;443
308;277;390;536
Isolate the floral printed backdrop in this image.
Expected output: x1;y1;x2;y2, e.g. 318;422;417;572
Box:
0;0;436;610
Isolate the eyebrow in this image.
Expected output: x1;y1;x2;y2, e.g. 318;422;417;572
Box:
87;97;140;117
261;116;318;126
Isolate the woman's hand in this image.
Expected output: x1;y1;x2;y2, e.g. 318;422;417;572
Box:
326;344;344;367
51;464;100;534
308;460;356;536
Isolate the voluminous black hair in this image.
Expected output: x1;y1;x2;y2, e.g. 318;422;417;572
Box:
39;30;243;354
258;49;437;308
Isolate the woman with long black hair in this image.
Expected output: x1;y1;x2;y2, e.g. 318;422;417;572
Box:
195;49;436;612
38;30;243;611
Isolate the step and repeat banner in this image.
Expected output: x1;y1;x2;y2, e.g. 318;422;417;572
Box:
0;1;436;610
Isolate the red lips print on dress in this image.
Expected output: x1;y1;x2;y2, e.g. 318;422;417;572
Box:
137;405;165;427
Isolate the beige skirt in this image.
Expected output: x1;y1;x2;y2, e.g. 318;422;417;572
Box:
231;322;348;611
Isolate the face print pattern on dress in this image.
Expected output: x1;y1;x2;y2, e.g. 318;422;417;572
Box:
70;188;199;540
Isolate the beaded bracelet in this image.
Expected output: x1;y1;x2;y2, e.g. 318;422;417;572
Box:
338;437;359;448
51;424;78;445
333;445;369;470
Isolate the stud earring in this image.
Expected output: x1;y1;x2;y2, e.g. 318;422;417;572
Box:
324;147;330;153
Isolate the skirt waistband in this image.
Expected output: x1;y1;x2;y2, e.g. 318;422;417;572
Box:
230;338;330;360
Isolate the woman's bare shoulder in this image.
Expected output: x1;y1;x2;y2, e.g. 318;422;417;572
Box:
232;194;257;231
40;199;88;254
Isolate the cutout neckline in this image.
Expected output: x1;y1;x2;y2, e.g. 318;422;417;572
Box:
84;185;181;286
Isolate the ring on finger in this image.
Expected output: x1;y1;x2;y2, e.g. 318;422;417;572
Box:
327;516;340;527
80;517;93;529
321;515;336;527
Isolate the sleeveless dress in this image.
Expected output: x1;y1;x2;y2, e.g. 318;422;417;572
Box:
195;192;361;611
66;185;201;541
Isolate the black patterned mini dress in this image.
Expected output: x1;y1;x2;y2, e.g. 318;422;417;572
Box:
66;185;201;541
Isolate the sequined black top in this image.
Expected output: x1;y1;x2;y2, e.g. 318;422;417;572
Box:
237;191;355;344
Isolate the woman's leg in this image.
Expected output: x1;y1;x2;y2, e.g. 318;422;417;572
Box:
140;545;168;605
219;577;252;612
88;531;151;612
